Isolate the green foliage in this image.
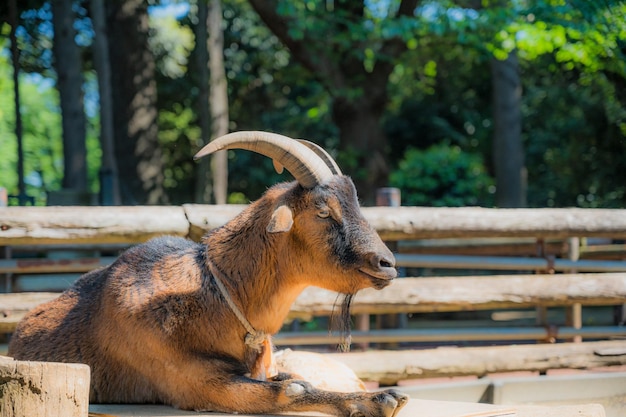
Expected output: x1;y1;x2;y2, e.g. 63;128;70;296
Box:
384;32;493;176
523;53;626;208
220;0;337;200
2;0;625;209
150;14;194;79
0;46;62;205
390;144;494;207
0;32;101;205
384;0;625;208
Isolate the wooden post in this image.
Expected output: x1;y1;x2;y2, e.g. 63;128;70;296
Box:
374;188;405;349
534;238;549;339
565;237;582;343
354;188;401;350
1;245;12;293
0;356;90;417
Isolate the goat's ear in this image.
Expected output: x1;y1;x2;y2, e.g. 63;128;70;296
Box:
267;205;293;233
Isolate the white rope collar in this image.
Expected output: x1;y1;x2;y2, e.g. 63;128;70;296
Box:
207;262;267;351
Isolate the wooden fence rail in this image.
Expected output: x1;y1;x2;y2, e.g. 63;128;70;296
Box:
3;273;626;335
2;205;626;245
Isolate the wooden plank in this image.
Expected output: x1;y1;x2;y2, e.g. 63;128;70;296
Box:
398;238;567;257
288;273;626;320
273;326;626;346
88;401;514;417
0;257;116;274
325;340;626;385
183;204;246;241
186;205;626;240
2;273;625;332
0;292;59;333
0;206;189;245
87;399;605;417
362;207;626;240
2;206;626;245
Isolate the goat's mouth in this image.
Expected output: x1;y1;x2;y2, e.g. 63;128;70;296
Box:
358;267;397;289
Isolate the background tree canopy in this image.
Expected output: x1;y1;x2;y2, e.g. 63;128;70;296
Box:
0;0;624;207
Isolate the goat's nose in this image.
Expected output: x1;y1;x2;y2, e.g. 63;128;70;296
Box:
369;252;396;270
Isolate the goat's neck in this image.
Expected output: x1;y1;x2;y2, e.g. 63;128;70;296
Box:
205;221;305;336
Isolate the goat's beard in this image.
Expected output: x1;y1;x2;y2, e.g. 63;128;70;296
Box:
330;294;354;352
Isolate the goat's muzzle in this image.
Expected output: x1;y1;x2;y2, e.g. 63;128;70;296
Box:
359;251;397;289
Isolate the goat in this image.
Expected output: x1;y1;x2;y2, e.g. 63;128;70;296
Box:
8;131;408;417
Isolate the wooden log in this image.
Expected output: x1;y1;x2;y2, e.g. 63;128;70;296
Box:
0;257;116;274
0;356;90;417
185;205;626;240
325;340;626;385
288;272;626;320
3;206;626;245
361;206;626;241
2;273;626;332
0;206;189;245
182;204;246;242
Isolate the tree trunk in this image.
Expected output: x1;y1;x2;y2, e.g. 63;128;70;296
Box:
0;356;90;417
8;0;27;205
106;0;167;205
208;0;229;204
91;0;120;205
193;0;213;204
247;0;418;205
51;0;87;192
491;51;526;208
332;96;390;205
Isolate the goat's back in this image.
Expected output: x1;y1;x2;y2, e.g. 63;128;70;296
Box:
8;236;214;403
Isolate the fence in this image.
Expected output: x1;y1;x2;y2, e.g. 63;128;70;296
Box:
1;205;626;378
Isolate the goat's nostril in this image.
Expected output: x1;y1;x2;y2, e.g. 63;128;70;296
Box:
380;258;394;269
370;253;395;270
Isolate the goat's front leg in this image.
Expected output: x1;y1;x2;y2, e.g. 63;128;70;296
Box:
267;378;409;417
162;361;408;417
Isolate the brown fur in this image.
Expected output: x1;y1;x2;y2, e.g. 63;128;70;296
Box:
9;176;408;416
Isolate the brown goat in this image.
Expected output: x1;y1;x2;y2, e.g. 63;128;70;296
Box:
8;131;408;417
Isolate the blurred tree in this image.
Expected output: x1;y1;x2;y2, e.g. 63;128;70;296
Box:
193;0;213;204
1;0;624;210
200;0;338;201
106;0;167;204
247;0;419;204
207;0;229;204
91;0;121;205
490;0;626;207
0;40;63;205
384;0;625;208
151;10;198;204
51;0;88;194
491;50;525;207
390;144;493;206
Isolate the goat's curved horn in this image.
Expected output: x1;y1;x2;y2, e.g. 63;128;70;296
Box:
296;139;342;175
194;131;335;188
272;140;342;176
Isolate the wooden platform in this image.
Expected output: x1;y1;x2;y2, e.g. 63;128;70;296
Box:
88;400;605;417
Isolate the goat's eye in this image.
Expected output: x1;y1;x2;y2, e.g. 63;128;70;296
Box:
317;209;331;219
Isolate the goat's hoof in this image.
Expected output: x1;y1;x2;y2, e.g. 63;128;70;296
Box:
375;389;409;417
349;389;409;417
